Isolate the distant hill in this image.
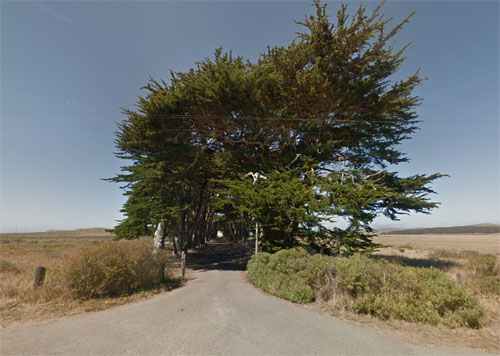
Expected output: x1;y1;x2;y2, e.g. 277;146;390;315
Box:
382;224;500;235
46;228;110;234
0;228;113;239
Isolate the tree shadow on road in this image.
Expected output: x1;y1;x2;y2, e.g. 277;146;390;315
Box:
187;240;252;271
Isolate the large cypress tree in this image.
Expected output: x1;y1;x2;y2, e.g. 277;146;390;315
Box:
110;1;444;254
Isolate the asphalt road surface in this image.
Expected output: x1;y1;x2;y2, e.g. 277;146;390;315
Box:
0;242;495;356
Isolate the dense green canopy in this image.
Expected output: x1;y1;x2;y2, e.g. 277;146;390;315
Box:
109;1;443;254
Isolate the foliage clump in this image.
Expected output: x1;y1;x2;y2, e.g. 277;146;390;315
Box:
247;249;486;328
110;1;444;255
63;241;169;299
247;248;331;302
0;260;20;274
466;254;500;295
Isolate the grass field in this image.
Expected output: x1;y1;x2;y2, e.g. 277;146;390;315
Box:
374;233;500;256
0;229;184;327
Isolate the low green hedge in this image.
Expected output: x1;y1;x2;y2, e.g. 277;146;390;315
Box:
247;248;486;328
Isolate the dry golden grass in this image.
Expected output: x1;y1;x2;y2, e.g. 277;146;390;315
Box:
0;230;184;327
374;233;500;256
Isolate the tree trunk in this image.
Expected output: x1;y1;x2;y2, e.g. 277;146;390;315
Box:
180;211;187;252
172;231;179;255
153;220;166;253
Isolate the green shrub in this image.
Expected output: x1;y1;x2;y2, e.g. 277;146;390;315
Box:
0;260;20;274
247;249;486;328
468;255;499;277
466;254;500;295
63;240;169;299
333;255;485;328
247;249;330;303
468;276;500;295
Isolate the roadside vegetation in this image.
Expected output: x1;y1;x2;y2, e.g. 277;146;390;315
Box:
247;248;499;329
0;233;183;324
64;241;171;299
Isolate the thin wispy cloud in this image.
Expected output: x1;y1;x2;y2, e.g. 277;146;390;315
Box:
38;3;73;24
66;101;97;113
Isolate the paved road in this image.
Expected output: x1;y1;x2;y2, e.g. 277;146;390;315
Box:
0;243;495;356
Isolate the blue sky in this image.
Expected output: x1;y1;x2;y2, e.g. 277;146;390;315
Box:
1;1;498;232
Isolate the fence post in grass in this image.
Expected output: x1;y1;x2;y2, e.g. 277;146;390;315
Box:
157;263;165;283
456;272;463;285
181;251;186;278
255;222;259;255
33;266;46;290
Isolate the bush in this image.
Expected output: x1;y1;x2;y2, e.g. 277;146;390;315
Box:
247;249;331;303
247;249;486;328
0;260;20;274
468;255;499;277
333;255;484;328
468;276;500;295
63;241;169;299
399;244;413;250
466;254;500;295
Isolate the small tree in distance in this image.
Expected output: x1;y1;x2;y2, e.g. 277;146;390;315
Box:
109;1;444;255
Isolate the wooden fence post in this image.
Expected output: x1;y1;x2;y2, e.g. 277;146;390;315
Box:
157;264;165;283
255;222;259;255
456;272;463;285
181;251;186;278
33;266;46;290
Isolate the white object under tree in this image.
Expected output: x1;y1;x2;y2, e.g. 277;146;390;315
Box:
244;172;267;255
153;220;166;254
